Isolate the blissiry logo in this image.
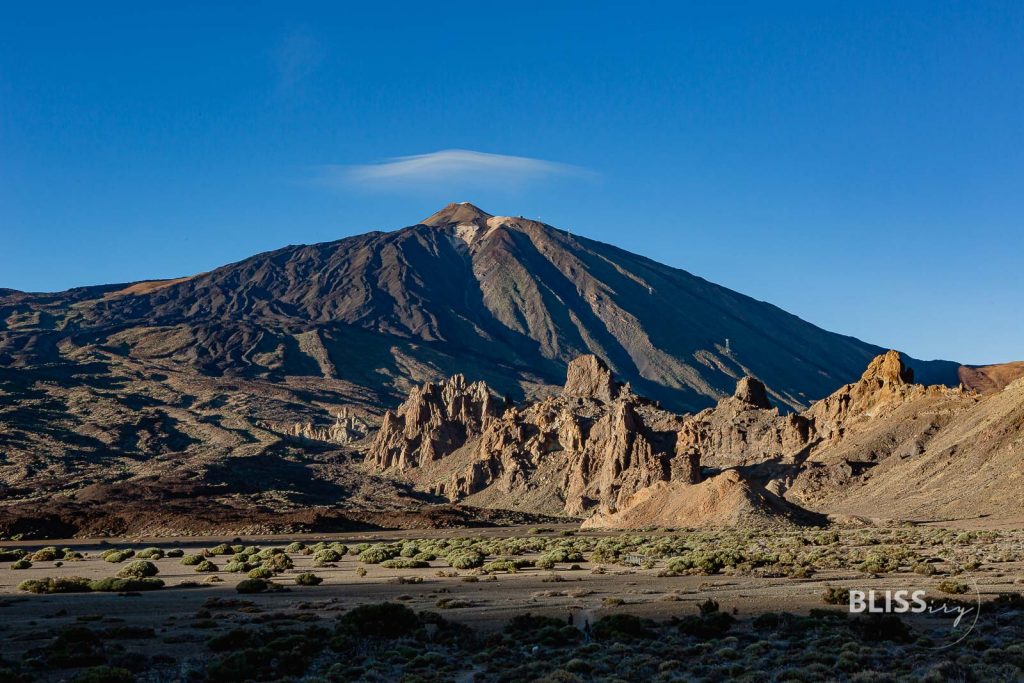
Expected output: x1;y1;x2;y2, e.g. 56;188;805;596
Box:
847;582;981;648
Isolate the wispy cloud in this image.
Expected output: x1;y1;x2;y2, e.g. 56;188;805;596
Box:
321;149;593;190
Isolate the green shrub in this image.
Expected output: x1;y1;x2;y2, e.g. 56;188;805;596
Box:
116;560;159;579
136;547;164;560
359;545;398;564
18;576;93;594
224;560;254;573
180;554;203;566
89;577;164;592
236;578;269;594
295;573;323;586
447;550;484;570
30;547;59;562
313;549;341;567
11;559;31;570
938;580;970;595
0;549;26;561
100;549;134;563
247;567;273;579
822;586;850;605
483;558;532;573
209;543;235;556
195;560;219;573
380;558;428;569
260;553;293;573
286;542;306;553
166;548;184;558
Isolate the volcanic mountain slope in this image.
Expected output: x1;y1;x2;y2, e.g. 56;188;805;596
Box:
366;351;1024;527
1;203;958;414
0;203;966;534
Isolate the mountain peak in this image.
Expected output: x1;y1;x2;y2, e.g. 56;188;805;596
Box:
421;202;493;228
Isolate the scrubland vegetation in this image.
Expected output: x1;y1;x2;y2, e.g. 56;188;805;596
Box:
0;527;1022;680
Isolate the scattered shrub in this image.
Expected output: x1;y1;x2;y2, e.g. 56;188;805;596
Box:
380;557;429;569
822;586;850;605
11;559;31;570
247;566;273;579
100;549;134;563
18;577;93;594
89;577;164;592
116;560;159;579
447;550;485;570
195;560;219;573
236;578;270;594
295;573;323;586
938;580;970;595
136;547;164;560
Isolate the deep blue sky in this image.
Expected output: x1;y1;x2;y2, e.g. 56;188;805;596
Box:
2;2;1022;364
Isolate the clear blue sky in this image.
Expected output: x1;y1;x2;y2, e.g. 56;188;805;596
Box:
2;2;1022;364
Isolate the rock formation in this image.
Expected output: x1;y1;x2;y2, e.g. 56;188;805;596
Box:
368;374;504;470
675;376;812;470
367;354;691;517
282;408;373;444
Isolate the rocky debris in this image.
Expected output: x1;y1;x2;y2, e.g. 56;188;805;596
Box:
368;374;504;470
562;354;618;403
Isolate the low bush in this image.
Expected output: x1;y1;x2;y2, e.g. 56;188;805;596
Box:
30;547;60;562
195;560;219;573
166;548;184;558
11;559;31;570
180;554;203;566
89;577;164;592
359;545;398;564
447;550;484;570
295;573;323;586
116;560;159;579
380;557;429;569
209;543;236;556
100;549;134;563
18;576;93;594
247;566;273;579
822;586;850;605
938;580;970;595
313;549;342;567
236;578;269;594
260;553;293;574
136;547;164;560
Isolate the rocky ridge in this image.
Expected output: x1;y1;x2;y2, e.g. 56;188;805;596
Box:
366;350;1024;527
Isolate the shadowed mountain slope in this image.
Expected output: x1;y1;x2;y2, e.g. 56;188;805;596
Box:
2;202;959;414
